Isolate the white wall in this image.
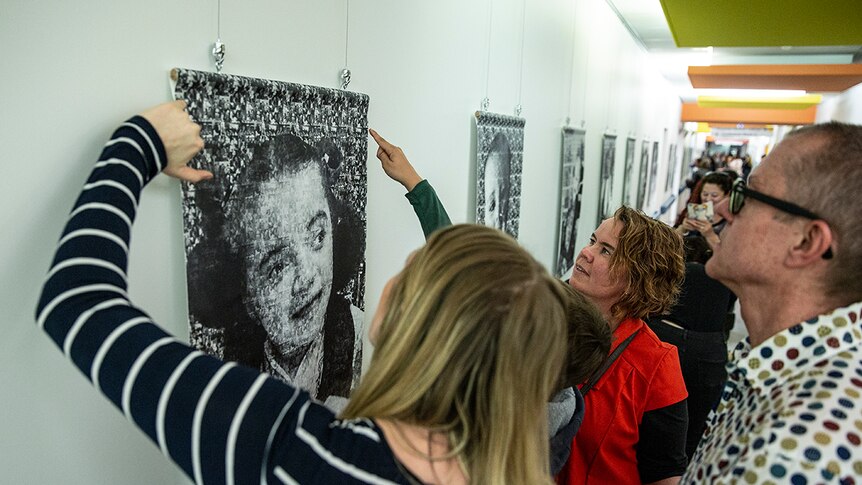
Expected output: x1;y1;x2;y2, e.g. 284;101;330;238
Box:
817;83;862;124
0;0;681;483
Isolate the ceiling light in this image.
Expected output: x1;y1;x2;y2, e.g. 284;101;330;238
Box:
696;94;822;110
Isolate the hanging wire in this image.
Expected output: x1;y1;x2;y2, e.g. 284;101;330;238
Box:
565;0;578;126
344;0;349;67
340;0;351;89
605;16;620;134
580;0;589;128
481;0;494;112
211;0;226;71
514;0;527;117
609;46;622;134
605;39;617;133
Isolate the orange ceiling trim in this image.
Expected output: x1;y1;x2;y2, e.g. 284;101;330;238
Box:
681;103;817;125
688;64;862;92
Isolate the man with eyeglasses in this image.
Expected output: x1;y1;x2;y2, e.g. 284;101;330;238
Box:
682;122;862;484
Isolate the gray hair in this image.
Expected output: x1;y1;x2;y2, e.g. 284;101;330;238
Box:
781;121;862;302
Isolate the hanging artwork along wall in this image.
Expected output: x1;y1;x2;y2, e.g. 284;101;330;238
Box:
597;134;617;226
556;127;586;278
622;137;636;208
664;143;677;193
648;140;660;208
172;68;368;409
636;140;650;211
474;111;525;239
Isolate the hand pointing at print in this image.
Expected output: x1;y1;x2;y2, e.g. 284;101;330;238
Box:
369;129;422;192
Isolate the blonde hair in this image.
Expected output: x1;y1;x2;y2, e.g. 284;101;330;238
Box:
608;206;685;322
342;224;567;484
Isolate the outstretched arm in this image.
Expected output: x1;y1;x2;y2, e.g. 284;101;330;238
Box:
369;128;422;192
369;129;451;238
141;101;211;183
35;102;394;484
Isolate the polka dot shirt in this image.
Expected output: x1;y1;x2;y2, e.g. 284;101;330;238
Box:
682;301;862;485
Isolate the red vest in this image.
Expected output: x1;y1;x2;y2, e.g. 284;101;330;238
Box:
559;317;688;484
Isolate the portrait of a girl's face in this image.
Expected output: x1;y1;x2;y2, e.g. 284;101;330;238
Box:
475;112;524;239
173;69;368;406
483;147;509;231
239;162;334;352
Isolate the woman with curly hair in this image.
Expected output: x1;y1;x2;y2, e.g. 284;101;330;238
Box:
370;128;613;475
368;130;685;483
561;206;688;485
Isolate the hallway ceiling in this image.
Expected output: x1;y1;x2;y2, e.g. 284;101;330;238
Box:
606;0;862;103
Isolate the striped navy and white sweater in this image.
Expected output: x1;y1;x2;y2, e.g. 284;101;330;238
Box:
35;116;412;485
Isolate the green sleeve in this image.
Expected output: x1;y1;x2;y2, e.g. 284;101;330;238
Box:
404;179;452;239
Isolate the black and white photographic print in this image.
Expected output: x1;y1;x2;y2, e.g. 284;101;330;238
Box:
664;143;677;193
475;111;525;238
597;134;617;226
621;137;636;207
556;127;586;277
648;140;660;207
636;140;650;211
172;68;368;408
682;144;694;184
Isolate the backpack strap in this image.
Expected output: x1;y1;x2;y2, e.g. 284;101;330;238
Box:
580;329;640;396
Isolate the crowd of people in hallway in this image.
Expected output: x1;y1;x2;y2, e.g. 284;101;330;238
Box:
688;152;754;182
35;100;862;484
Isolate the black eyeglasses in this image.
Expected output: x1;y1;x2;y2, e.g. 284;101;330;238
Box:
729;179;833;259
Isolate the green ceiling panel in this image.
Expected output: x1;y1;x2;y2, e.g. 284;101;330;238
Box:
660;0;862;47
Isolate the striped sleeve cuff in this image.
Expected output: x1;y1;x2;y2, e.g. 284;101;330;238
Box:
100;116;168;184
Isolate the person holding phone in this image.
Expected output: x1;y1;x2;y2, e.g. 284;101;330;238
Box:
676;171;735;249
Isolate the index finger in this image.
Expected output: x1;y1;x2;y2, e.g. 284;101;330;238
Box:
376;145;390;163
369;128;396;154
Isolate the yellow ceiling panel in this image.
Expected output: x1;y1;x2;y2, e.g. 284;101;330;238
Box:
697;94;823;110
660;0;862;47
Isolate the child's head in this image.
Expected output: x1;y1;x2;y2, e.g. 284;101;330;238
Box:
556;281;611;389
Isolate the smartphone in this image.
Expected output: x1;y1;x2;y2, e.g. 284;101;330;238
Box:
687;200;714;222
